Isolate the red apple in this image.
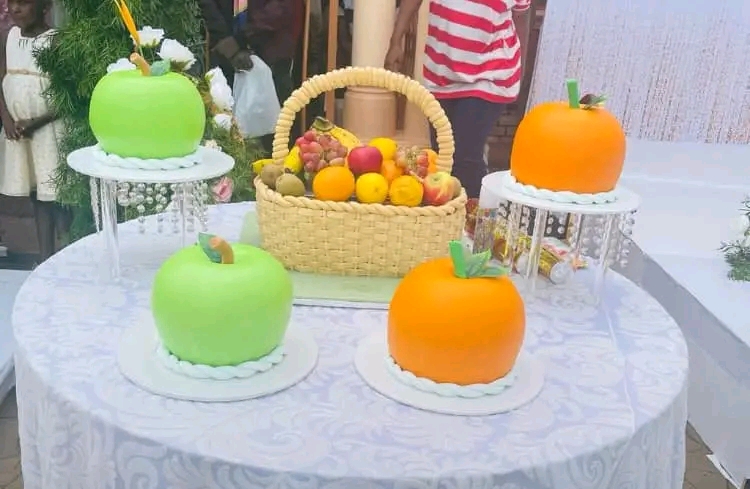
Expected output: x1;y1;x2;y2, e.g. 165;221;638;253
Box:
347;145;383;176
423;171;455;206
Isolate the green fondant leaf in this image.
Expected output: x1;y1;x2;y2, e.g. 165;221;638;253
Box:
198;232;222;263
581;94;607;109
465;253;488;276
476;265;509;278
449;240;468;278
150;60;171;76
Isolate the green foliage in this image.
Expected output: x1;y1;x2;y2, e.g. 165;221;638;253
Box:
720;197;750;282
204;126;263;202
34;0;242;241
722;244;750;281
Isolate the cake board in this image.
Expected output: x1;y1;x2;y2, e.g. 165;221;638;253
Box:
118;319;318;402
67;146;235;281
479;171;641;298
355;333;545;416
240;210;398;309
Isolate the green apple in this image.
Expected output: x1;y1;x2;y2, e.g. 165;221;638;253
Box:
151;236;293;366
89;69;206;159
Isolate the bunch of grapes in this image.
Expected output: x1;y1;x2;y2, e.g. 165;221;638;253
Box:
296;130;349;174
395;146;430;178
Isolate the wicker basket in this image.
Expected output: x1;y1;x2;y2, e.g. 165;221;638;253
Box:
255;66;467;277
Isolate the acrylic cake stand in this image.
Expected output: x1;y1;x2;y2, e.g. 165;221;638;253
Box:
67;146;235;280
479;171;641;298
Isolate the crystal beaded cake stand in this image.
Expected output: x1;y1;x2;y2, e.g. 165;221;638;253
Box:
479;171;641;298
67;146;235;280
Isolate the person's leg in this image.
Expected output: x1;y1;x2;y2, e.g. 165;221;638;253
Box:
32;196;56;261
432;97;503;198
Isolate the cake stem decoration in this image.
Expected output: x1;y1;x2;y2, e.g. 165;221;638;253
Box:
198;233;234;264
567;78;607;110
566;79;580;109
128;53;151;76
448;240;507;278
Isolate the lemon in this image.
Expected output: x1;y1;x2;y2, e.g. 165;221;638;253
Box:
368;137;399;161
355;173;389;204
388;175;423;207
252;158;273;174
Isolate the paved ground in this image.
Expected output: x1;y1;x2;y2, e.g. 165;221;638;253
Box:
0;388;732;489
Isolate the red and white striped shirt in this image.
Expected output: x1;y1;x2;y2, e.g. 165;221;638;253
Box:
423;0;530;103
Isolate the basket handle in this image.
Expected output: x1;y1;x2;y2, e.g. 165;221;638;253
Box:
271;67;455;173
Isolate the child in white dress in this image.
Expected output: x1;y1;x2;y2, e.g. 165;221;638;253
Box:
0;0;61;260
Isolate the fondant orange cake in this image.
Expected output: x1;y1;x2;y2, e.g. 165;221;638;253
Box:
388;242;525;387
509;79;626;198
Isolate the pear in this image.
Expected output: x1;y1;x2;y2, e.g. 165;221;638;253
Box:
260;163;285;190
275;172;306;197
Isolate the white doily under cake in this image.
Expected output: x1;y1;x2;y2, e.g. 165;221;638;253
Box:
385;356;517;398
356;333;544;416
68;145;234;184
481;171;641;215
503;172;618;204
92;145;202;171
118;319;317;402
155;343;286;381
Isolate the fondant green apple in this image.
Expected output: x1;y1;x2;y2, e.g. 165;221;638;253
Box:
151;233;293;366
89;68;206;159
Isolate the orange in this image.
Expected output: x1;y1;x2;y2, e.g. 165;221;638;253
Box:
388;175;423;207
425;149;438;173
355;173;389;204
510;100;625;194
380;159;403;183
368;137;399;161
312;166;355;201
389;256;525;384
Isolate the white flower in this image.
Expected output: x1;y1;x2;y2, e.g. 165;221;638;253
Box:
729;214;750;239
206;67;228;90
213;113;233;130
210;83;234;112
135;26;165;48
203;139;220;150
106;58;136;73
157;39;196;70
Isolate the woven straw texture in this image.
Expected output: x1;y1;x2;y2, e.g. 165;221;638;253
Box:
256;67;467;277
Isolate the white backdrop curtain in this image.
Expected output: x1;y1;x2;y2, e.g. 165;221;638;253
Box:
527;0;750;143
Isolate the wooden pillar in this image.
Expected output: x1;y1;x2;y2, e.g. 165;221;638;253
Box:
342;0;398;142
399;0;430;148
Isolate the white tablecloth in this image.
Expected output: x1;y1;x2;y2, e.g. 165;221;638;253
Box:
618;138;750;483
0;269;29;403
13;203;689;489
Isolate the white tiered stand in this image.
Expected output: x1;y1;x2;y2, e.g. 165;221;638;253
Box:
480;171;641;297
67;146;235;280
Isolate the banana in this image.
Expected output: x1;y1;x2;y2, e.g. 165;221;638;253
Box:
252;150;302;175
310;117;361;151
283;146;303;173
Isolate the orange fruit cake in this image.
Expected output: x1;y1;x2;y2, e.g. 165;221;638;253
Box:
509;79;626;199
388;241;525;390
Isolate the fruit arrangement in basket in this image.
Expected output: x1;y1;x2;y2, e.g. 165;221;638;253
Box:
254;117;463;207
253;66;466;278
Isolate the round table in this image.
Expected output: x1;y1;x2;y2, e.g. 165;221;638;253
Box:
13;203;689;489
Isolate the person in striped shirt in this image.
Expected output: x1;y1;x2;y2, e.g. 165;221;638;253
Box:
385;0;532;198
